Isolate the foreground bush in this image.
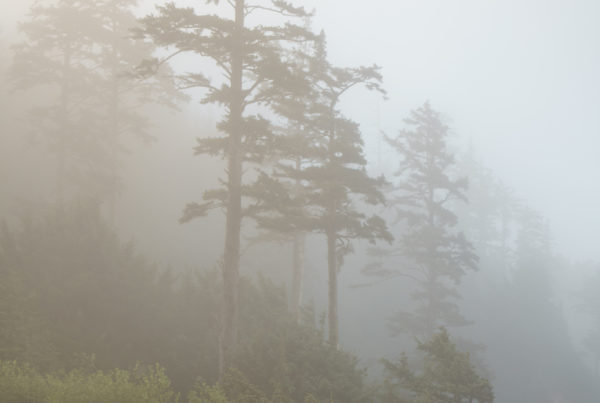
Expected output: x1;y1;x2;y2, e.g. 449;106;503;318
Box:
382;328;493;403
0;361;344;402
0;361;176;402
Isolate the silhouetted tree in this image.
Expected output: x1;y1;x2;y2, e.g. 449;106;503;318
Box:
476;207;600;402
384;102;477;338
578;266;600;377
253;37;392;345
242;30;318;322
138;0;314;374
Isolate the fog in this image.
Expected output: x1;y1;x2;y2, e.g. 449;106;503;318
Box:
1;1;599;402
304;0;600;262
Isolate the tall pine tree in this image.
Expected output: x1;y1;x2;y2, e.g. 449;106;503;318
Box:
138;0;314;373
252;36;392;345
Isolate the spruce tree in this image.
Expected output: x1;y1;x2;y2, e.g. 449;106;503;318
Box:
384;102;477;338
252;37;392;345
138;0;314;373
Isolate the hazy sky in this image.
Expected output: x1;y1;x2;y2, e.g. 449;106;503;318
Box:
2;0;600;262
299;0;600;262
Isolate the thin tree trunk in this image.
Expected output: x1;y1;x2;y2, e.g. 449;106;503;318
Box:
219;0;244;378
327;228;338;346
108;15;120;222
290;232;305;322
108;84;118;221
290;157;305;322
326;105;340;347
425;277;435;339
58;45;71;203
424;177;435;338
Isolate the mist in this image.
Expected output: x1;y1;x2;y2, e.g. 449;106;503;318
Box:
1;1;599;402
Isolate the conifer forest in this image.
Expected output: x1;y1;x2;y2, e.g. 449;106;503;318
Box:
2;1;600;402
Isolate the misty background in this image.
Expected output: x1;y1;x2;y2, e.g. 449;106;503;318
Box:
1;1;600;402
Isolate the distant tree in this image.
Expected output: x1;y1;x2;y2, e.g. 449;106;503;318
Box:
252;36;392;345
480;207;600;402
577;265;600;377
449;158;600;402
454;147;516;265
93;0;181;215
10;0;103;201
10;0;178;206
583;328;600;378
382;327;494;403
382;102;477;339
0;34;14;211
138;0;314;374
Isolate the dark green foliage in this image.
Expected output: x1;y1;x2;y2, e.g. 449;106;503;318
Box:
0;202;164;371
0;223;57;367
234;278;368;402
382;328;493;403
0;203;369;400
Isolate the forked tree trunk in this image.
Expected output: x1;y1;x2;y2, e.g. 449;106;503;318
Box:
219;0;244;378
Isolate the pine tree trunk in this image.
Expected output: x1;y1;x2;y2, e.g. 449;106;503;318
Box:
108;87;118;221
58;45;71;203
108;27;120;223
327;228;338;346
326;106;339;347
290;232;305;322
219;0;244;378
425;277;435;339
